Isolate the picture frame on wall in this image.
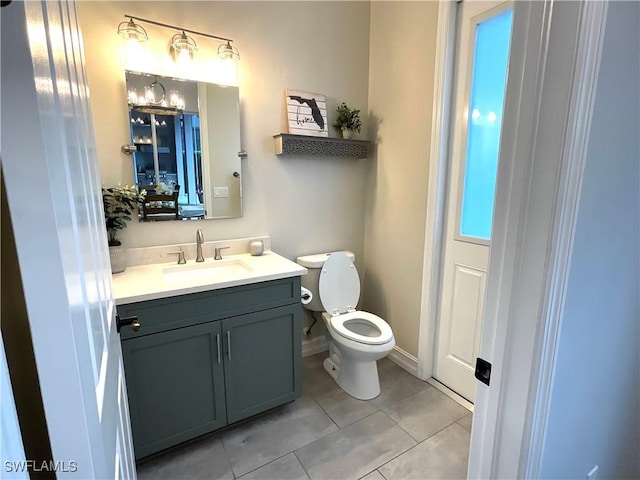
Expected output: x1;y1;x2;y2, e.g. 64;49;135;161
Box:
286;89;328;137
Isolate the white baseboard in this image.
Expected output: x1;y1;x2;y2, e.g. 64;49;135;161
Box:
302;335;328;357
387;346;418;376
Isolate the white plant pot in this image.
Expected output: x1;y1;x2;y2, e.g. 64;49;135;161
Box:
109;245;127;274
341;128;354;140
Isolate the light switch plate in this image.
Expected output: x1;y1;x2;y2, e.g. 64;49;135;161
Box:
213;186;229;198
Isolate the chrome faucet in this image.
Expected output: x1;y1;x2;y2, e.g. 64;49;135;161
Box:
196;229;205;262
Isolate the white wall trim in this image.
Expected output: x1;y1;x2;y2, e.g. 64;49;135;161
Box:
416;0;458;382
302;336;328;358
387;346;418;376
524;2;608;477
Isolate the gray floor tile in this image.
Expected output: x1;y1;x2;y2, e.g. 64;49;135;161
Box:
370;360;430;409
295;411;416;480
239;453;310;480
316;388;379;427
379;423;470;480
384;388;469;442
457;413;473;433
360;470;386;480
222;397;338;477
137;437;233;480
302;353;341;400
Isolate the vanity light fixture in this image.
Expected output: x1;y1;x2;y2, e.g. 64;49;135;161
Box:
170;31;198;64
118;14;240;66
117;17;148;43
217;40;240;61
118;18;149;68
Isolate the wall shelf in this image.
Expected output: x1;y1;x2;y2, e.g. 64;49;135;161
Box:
273;133;371;159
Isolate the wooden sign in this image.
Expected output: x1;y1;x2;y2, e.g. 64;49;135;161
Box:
286;89;328;137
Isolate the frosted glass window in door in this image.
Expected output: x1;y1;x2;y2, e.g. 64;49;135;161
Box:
459;9;513;240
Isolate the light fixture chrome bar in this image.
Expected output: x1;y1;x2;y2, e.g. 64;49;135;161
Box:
124;14;234;44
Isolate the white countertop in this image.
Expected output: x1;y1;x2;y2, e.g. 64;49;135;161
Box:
112;251;307;305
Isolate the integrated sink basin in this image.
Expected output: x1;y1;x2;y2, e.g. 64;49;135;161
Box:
163;258;253;282
111;250;308;305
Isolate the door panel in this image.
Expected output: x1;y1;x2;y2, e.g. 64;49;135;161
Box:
2;1;136;476
435;0;513;402
222;305;302;424
448;264;486;368
122;322;227;458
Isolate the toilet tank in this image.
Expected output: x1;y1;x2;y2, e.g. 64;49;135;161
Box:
296;251;355;312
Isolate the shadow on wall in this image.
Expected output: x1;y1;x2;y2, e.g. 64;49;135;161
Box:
361;271;389;323
368;112;384;150
364;111;383;212
361;112;388;321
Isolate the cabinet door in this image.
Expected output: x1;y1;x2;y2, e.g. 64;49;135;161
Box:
122;322;226;458
222;304;302;424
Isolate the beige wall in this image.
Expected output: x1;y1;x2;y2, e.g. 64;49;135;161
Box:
78;1;370;266
363;1;439;357
79;1;442;355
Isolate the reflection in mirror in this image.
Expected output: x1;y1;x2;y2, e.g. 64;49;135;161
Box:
125;71;242;221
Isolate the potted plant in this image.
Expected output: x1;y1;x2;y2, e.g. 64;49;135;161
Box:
333;102;362;139
102;185;146;273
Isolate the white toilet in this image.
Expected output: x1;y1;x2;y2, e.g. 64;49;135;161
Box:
296;251;395;400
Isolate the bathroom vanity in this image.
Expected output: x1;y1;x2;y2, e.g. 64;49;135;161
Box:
113;250;306;459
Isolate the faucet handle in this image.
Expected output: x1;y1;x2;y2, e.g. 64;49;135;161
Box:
214;246;230;260
167;249;186;264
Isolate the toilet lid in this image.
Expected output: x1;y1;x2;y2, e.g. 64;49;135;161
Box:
331;311;393;345
318;252;360;315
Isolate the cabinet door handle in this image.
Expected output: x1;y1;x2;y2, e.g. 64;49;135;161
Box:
216;333;221;364
116;314;141;333
227;331;231;361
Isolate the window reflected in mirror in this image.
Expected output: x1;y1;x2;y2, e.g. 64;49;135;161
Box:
125;71;242;221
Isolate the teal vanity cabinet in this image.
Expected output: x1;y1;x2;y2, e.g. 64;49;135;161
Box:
118;277;302;458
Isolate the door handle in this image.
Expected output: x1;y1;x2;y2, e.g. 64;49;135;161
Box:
216;333;221;364
116;314;141;333
226;331;231;361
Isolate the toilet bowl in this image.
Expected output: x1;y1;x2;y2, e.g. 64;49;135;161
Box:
296;251;395;400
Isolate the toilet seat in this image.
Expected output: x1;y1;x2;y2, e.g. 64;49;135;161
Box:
331;311;393;345
318;252;361;315
318;253;393;346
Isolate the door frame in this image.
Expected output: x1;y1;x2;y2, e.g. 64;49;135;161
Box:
416;0;608;477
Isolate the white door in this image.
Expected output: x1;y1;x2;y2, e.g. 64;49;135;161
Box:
2;1;136;478
434;1;513;402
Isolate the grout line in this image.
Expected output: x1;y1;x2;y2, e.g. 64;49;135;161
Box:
378;409;422;443
378;469;388;480
456;422;472;434
292;450;312;480
373;419;465;475
364;415;419;473
236;451;297;479
379;402;466;446
346;409;384;428
311;396;341;431
375;382;434;413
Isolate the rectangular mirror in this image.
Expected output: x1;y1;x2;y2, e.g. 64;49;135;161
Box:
125;71;242;221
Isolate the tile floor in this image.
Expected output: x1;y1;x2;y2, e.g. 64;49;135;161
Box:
137;353;472;480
